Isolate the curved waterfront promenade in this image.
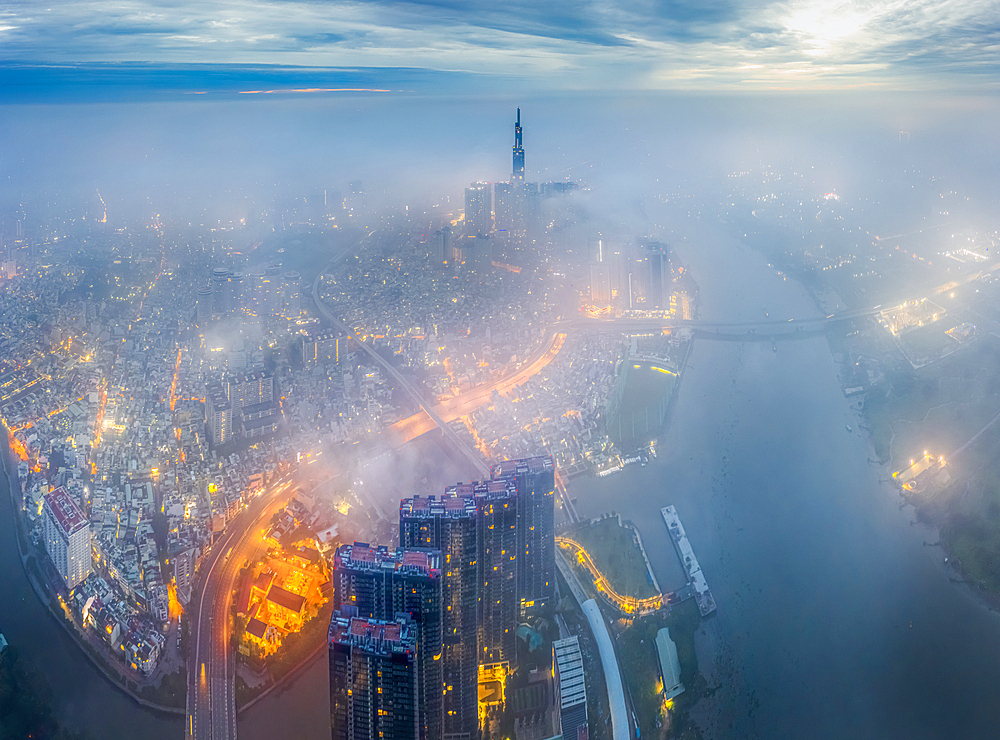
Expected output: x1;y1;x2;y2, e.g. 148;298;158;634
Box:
555;536;664;615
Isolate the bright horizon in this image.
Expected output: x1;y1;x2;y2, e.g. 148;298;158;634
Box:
2;0;1000;98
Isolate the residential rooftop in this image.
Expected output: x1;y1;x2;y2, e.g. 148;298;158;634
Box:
333;541;441;577
44;485;89;536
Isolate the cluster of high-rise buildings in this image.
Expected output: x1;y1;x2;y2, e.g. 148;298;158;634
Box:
203;330;348;449
196;264;302;325
301;329;347;367
588;237;672;311
329;455;556;740
206;369;279;447
453;111;673;315
445;110;579;269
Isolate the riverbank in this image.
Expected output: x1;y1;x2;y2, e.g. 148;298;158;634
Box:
0;430;183;738
615;599;704;740
823;306;1000;608
1;429;186;718
733;186;1000;617
237;634;328;715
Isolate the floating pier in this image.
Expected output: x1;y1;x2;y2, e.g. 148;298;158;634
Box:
661;505;716;616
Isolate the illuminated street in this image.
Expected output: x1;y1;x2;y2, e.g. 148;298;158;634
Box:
390;331;567;443
187;480;294;740
311;269;491;476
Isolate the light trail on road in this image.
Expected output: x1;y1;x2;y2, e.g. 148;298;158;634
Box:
312;269;490;476
187;480;296;740
390;332;567;444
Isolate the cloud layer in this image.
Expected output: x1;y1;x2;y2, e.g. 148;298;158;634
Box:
1;0;999;91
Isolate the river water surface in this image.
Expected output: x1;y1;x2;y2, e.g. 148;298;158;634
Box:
571;210;1000;739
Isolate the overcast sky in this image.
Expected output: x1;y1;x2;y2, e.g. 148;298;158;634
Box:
2;0;999;97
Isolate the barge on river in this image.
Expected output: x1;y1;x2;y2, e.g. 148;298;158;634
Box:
661;505;717;616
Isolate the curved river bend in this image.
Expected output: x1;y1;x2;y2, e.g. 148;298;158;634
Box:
572;210;1000;739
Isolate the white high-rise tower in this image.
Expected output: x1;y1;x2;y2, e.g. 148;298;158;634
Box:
43;486;91;590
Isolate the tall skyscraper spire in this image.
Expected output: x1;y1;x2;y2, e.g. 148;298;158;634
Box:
512;107;525;181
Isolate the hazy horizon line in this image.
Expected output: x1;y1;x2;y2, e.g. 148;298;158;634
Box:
3;61;1000;105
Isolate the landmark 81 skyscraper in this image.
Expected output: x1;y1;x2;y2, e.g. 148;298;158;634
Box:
512;108;525;182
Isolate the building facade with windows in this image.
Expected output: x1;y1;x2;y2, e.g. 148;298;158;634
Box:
43;486;91;590
449;478;519;667
332;543;444;740
330;616;419;740
492;455;556;615
399;494;479;739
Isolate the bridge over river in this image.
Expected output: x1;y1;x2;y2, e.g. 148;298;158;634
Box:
567;305;881;336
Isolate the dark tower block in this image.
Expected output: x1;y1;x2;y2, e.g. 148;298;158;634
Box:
329;616;419;740
459;479;519;666
642;240;671;309
492;456;556;616
332;543;444;740
400;495;479;739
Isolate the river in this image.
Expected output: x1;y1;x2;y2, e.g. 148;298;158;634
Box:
570;209;1000;739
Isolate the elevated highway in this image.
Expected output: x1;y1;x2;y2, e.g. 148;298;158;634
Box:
389;331;566;444
312;271;491;477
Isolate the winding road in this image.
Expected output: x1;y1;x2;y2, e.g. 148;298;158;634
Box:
186;479;294;740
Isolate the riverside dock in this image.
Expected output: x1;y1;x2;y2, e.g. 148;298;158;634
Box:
661;505;716;616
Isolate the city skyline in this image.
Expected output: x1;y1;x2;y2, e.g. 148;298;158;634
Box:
3;6;1000;738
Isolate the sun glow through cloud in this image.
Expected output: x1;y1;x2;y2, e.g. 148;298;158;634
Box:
0;0;997;94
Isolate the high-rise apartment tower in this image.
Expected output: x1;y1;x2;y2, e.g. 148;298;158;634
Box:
399;494;479;739
446;478;519;666
330;616;420;740
42;486;91;590
332;543;444;740
464;183;492;236
492;456;556;615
